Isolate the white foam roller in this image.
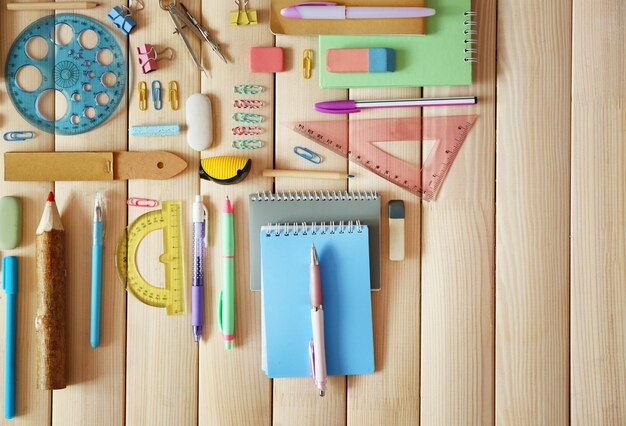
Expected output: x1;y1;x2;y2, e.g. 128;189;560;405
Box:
186;94;213;151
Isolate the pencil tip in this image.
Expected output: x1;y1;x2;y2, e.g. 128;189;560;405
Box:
347;175;355;179
47;192;55;202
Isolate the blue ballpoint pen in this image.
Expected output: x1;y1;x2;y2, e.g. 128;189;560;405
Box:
90;193;104;349
192;195;208;342
3;256;18;419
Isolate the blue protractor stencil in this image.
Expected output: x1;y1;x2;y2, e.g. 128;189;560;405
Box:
5;14;126;135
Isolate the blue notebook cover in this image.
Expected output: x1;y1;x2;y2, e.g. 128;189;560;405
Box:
260;223;375;378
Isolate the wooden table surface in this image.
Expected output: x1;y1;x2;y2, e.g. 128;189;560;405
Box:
0;0;624;425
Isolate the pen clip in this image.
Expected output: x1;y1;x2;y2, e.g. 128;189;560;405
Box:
309;339;316;379
202;203;209;248
218;290;224;332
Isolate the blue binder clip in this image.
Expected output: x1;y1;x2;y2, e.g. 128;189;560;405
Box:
108;0;143;36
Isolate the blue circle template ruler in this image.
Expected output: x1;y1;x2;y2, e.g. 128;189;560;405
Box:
5;14;126;135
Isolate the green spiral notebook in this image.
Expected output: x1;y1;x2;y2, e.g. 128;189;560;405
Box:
319;0;475;88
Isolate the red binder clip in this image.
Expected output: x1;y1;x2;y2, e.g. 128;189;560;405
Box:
136;44;174;74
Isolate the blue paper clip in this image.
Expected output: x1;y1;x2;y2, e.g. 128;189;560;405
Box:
3;131;34;142
151;80;162;110
294;146;322;164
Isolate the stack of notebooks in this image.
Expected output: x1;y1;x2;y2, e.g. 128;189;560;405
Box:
271;0;475;88
249;192;380;378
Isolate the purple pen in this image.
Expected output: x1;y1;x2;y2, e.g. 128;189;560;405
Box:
192;195;208;342
315;96;478;114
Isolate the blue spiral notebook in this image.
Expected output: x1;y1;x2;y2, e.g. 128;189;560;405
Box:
260;223;375;378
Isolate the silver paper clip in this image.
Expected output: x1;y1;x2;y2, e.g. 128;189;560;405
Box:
3;131;34;142
294;146;322;164
152;80;163;110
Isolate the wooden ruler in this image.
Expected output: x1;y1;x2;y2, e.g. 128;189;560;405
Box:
286;115;477;200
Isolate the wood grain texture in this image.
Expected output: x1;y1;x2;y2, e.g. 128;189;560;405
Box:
1;2;55;424
198;0;273;425
1;0;626;423
420;0;496;423
272;34;348;426
345;88;421;426
496;0;571;423
52;2;127;424
125;2;199;425
570;0;626;424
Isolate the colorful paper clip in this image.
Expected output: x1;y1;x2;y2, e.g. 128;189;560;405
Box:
233;99;264;109
232;126;262;136
138;81;148;111
294;146;322;164
168;81;179;110
127;197;159;208
233;84;264;95
232;112;264;124
232;139;264;149
137;44;174;74
108;0;144;36
152;80;163;110
302;49;313;80
3;131;34;142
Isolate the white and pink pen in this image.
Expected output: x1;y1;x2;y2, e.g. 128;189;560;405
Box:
309;244;327;397
281;2;435;20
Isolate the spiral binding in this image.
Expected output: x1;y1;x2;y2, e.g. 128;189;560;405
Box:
250;191;379;202
264;220;363;237
463;11;478;63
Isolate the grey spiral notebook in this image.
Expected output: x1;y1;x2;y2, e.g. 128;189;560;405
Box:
248;192;381;291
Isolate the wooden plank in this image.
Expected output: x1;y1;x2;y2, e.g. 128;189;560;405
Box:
1;1;54;423
420;0;496;423
495;0;571;423
51;2;127;425
125;2;199;424
198;0;273;425
345;87;421;425
272;35;348;426
570;0;626;423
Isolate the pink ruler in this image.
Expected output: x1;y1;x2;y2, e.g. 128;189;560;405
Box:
286;115;477;200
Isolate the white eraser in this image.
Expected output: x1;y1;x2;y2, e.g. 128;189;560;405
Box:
186;94;213;151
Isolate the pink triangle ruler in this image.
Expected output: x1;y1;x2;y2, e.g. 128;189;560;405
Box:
285;115;478;201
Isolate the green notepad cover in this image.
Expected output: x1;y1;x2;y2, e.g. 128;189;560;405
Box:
319;0;473;88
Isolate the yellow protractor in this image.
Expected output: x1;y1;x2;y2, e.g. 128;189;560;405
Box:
116;201;185;315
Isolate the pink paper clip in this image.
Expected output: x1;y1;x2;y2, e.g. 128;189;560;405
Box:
127;197;159;208
136;44;174;75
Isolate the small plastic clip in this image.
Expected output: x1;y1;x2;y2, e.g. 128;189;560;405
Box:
3;131;34;142
302;49;313;80
168;81;179;110
233;84;264;95
152;80;162;110
294;146;322;164
232;126;262;136
127;197;159;208
233;99;264;109
138;81;148;111
232;139;264;149
232;112;264;124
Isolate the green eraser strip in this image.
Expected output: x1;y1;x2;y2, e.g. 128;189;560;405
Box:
0;196;22;250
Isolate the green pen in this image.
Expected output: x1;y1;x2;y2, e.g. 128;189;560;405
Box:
219;196;235;350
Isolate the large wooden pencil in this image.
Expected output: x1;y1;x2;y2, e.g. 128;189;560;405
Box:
7;2;99;11
35;192;67;390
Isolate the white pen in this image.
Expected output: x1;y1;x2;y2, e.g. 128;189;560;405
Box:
309;244;327;396
281;2;435;20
